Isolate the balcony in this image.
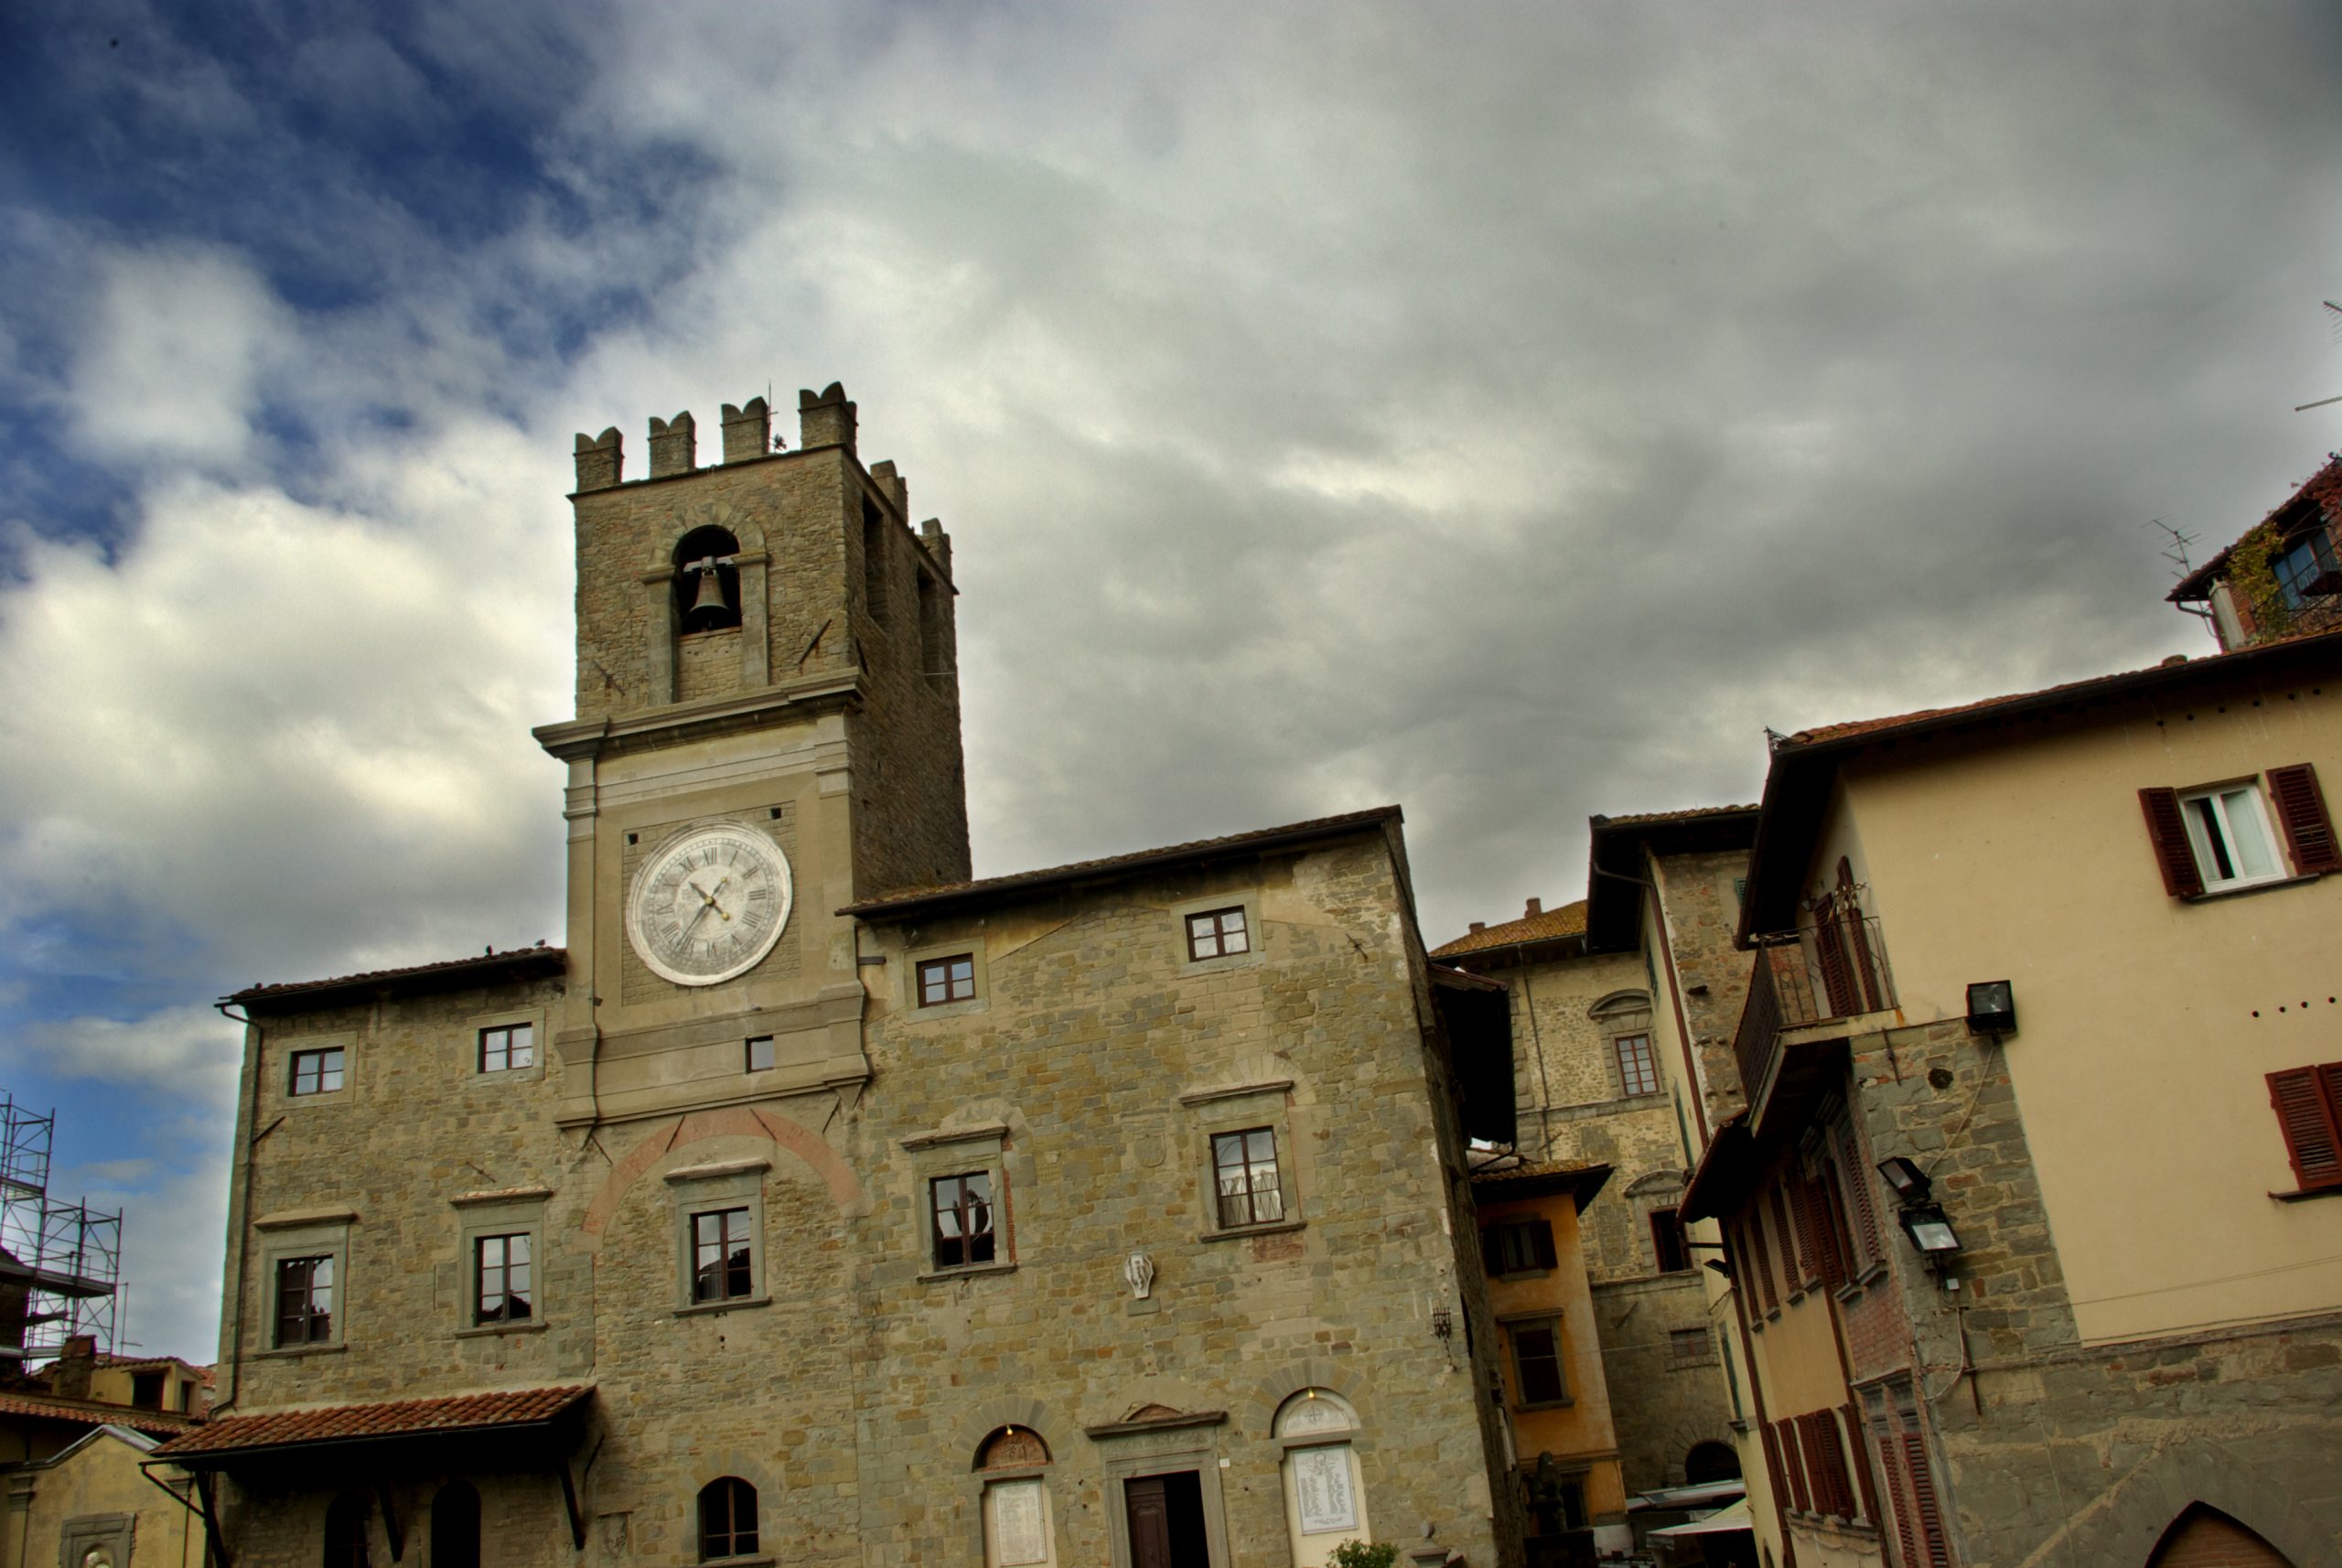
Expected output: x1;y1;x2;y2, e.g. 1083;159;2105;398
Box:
1730;915;1896;1111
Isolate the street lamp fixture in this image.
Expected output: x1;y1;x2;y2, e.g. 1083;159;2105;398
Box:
1965;980;2016;1036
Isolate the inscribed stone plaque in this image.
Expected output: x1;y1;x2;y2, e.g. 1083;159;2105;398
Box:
992;1479;1048;1567
1292;1446;1358;1535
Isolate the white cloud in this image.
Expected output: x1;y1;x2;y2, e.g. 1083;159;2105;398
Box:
14;1004;243;1111
67;247;294;468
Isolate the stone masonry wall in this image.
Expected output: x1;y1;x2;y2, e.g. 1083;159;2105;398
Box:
844;498;970;896
1587;1275;1738;1493
1649;847;1755;1125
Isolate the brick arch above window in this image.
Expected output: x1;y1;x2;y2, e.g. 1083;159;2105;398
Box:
1587;990;1652;1019
581;1105;864;1243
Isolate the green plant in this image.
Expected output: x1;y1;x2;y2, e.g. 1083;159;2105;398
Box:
1327;1540;1401;1568
2229;521;2293;639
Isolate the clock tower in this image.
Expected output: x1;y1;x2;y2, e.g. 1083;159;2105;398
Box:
532;384;969;1128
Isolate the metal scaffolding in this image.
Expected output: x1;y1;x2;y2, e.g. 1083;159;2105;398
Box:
0;1093;122;1362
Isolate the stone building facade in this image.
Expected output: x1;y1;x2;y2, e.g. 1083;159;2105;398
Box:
161;386;1523;1568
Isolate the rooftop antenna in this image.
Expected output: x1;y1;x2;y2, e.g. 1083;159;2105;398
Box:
2152;519;2214;625
2295;301;2342;413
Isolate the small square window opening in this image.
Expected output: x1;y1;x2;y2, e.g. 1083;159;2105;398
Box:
1186;908;1251;961
475;1233;532;1325
1651;1207;1691;1273
929;1172;997;1270
1615;1033;1659;1097
1212;1127;1284;1229
274;1255;334;1346
1670;1326;1715;1367
289;1047;345;1098
917;955;976;1007
478;1023;534;1073
692;1208;755;1303
746;1036;775;1072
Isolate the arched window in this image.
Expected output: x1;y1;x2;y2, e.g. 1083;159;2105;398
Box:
674;527;743;633
975;1427;1056;1567
322;1493;371;1568
2147;1504;2294;1568
429;1481;480;1568
698;1477;758;1563
1273;1390;1370;1568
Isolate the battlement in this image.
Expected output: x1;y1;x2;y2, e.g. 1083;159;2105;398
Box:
574;382;862;492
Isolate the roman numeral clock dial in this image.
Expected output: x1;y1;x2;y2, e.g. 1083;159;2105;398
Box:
624;822;794;986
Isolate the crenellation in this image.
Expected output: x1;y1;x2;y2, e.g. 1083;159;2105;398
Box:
720;396;772;463
574;426;623;492
647;411;697;478
799;381;857;454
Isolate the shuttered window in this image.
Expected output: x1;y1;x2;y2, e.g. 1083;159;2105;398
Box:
2143;765;2338;897
2270;764;2342;874
2267;1064;2342;1191
1744;1214;1779;1315
1842;1401;1881;1524
1834;1123;1884;1269
1482;1218;1558;1275
1773;1187;1812;1290
1774;1418;1810;1513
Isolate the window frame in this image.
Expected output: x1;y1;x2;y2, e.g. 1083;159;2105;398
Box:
929;1170;999;1272
1499;1312;1574;1410
288;1047;347;1099
666;1159;769;1315
899;1123;1020;1282
449;1188;550;1337
1649;1207;1691;1273
1171;892;1263;973
1184;906;1252;963
472;1231;534;1326
252;1213;353;1356
1209;1125;1288;1231
477;1021;536;1075
917;953;979;1008
1613;1031;1660;1098
2178;780;2285;892
745;1035;775;1073
697;1476;760;1563
2141;765;2341;897
691;1207;756;1305
1480;1218;1557;1277
901;939;990;1020
274;1253;337;1348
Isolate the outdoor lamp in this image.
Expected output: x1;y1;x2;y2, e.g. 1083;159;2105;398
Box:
1896;1203;1962;1256
1876;1156;1931;1204
1965;980;2016;1036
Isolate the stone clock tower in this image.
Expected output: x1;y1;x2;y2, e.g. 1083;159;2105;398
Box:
532;384;969;1129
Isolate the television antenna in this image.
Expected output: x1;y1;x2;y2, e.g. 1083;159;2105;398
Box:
2295;300;2342;412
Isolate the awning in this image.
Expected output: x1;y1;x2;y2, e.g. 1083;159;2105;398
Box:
1648;1498;1753;1539
151;1385;591;1469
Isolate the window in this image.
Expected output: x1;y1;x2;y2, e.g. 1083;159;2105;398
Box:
1211;1127;1284;1228
2141;765;2340;897
1481;1218;1556;1275
1670;1326;1715;1367
1615;1032;1659;1097
929;1173;996;1269
478;1023;533;1073
324;1493;371;1568
2274;529;2340;608
1650;1208;1690;1273
746;1036;775;1071
430;1482;480;1568
2268;1062;2342;1192
1506;1316;1570;1407
289;1047;344;1097
697;1477;758;1563
474;1233;532;1324
131;1369;165;1409
1185;907;1250;961
275;1255;334;1347
918;954;976;1007
692;1208;755;1303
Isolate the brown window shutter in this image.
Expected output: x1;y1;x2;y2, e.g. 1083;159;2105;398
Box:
1746;1216;1779;1314
1814;1165;1852;1290
1531;1219;1557;1271
1773;1187;1810;1287
1842;1402;1882;1524
1837;859;1885;1012
1789;1176;1830;1286
1777;1419;1810;1513
1814;899;1859;1015
1901;1434;1952;1567
2270;764;2342;875
2138;787;2204;897
1876;1436;1921;1568
1836;1123;1884;1266
2268;1065;2342;1189
1758;1423;1787;1513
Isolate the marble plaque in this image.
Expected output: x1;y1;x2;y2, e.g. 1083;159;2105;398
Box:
992;1479;1048;1567
1293;1445;1358;1535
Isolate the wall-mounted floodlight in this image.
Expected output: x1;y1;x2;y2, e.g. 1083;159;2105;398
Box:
1965;980;2016;1036
1896;1203;1962;1257
1876;1156;1931;1204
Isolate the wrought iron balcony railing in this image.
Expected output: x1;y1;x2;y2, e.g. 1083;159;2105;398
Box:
1730;915;1896;1105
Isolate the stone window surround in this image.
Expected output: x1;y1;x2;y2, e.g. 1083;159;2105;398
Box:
467;1004;548;1083
1182;1084;1305;1244
900;939;991;1021
900;1123;1018;1282
252;1207;356;1357
1168;891;1264;975
278;1033;357;1109
668;1158;770;1315
450;1187;552;1337
978;1471;1059;1568
1497;1309;1574;1410
1588;991;1659;1101
60;1511;135;1568
1272;1390;1371;1552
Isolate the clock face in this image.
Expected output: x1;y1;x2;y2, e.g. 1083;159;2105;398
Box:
626;822;794;986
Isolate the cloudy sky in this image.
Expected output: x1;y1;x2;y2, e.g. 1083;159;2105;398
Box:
2;1;2338;1362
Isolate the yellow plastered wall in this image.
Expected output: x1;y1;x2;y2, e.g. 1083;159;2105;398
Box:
1479;1187;1626;1519
3;1431;200;1568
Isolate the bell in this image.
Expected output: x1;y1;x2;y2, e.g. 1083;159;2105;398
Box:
687;567;729;620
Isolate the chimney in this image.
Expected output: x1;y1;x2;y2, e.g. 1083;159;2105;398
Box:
648;412;697;478
1468;921;1486;934
573;427;623;491
1524;897;1542;918
720;397;771;464
798;382;857;454
51;1335;95;1401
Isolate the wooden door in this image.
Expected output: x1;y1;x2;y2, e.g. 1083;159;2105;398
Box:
1126;1477;1175;1568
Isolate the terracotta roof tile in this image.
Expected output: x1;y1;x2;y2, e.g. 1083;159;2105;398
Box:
229;944;564;1008
1469;1157;1606;1187
841;807;1401;918
1782;626;2342;749
152;1385;589;1459
1594;804;1759;828
0;1390;199;1436
1433;899;1586;958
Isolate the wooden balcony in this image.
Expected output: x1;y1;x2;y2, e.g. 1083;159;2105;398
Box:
1730;915;1896;1111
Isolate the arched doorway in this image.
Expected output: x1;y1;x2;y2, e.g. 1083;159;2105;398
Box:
1682;1441;1742;1485
2146;1504;2294;1568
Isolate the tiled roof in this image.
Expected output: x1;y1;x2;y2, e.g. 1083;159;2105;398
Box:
228;944;564;1009
1432;900;1587;958
840;807;1402;918
2170;450;2342;600
1782;626;2342;749
0;1390;199;1437
153;1385;589;1459
1469;1156;1606;1187
1594;804;1759;828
